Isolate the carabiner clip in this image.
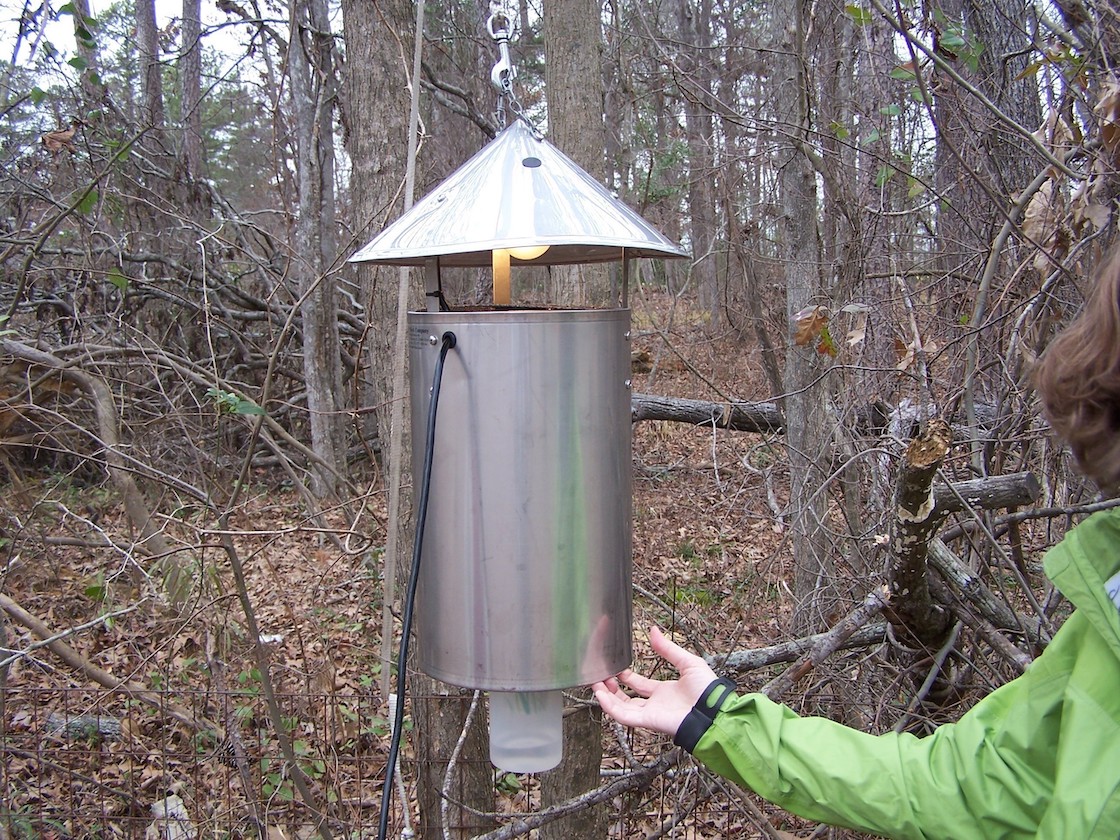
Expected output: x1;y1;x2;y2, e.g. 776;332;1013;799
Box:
491;41;513;91
487;11;515;91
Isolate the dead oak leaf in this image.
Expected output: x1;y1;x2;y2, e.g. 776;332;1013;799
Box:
793;305;829;348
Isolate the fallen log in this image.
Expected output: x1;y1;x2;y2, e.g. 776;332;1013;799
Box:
631;393;783;433
0;593;215;733
933;472;1040;514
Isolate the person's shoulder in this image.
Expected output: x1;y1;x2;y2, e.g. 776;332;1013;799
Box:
1044;506;1120;586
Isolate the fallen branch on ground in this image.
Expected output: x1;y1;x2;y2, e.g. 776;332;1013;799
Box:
762;586;891;699
468;750;681;840
0;593;215;733
711;623;886;675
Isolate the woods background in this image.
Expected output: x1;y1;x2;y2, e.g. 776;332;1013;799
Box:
0;0;1118;837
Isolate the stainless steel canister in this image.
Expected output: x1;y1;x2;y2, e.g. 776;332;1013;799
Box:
408;307;633;691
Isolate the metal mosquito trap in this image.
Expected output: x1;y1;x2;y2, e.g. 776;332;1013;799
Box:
351;118;686;772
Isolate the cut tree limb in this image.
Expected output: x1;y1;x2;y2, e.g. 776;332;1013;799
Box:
933;471;1040;514
887;419;954;649
927;538;1049;646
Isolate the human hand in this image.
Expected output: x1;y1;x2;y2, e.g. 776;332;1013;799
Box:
592;626;720;736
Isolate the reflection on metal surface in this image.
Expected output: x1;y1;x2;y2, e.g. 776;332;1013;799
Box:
408;308;633;690
350;119;688;266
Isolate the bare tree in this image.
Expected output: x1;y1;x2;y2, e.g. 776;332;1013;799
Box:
180;0;204;182
291;0;346;499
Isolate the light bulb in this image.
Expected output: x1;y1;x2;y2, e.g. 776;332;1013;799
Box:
508;244;550;261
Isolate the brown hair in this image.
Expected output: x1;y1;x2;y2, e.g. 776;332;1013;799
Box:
1035;247;1120;490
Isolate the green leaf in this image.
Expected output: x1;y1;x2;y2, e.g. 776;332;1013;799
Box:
233;399;265;416
909;86;931;105
862;128;882;145
75;189;98;215
874;164;895;187
496;772;523;795
940;30;967;51
29;86;46;105
68;55;88;71
889;65;916;81
207;387;263;416
845;4;873;25
107;268;129;291
58;2;76;14
828;120;850;140
879;103;902;117
907;177;926;198
816;326;838;358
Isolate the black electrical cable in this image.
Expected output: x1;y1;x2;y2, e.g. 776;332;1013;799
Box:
378;330;457;840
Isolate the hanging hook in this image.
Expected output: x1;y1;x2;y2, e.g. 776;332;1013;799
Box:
487;10;515;92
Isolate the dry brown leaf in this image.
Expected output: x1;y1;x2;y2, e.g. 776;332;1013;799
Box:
894;337;915;371
1096;80;1120;167
843;304;869;347
793;305;828;348
1022;180;1069;270
1032;109;1077;176
41;125;78;154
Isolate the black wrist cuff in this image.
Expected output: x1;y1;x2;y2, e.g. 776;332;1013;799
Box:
673;677;737;753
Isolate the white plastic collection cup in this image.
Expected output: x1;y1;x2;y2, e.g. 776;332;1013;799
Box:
489;689;563;773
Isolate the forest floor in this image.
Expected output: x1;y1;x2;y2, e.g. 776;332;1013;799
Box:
0;292;842;838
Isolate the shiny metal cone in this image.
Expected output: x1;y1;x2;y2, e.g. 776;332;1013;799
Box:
350;119;688;266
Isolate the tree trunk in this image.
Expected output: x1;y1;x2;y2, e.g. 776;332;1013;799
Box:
413;677;497;838
677;0;719;325
540;0;609;832
292;0;346;499
135;0;166;140
887;419;954;649
776;0;834;635
544;0;609;307
69;0;105;107
340;0;494;835
180;0;203;181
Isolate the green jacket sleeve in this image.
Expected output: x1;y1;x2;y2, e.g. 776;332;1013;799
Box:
691;679;1053;840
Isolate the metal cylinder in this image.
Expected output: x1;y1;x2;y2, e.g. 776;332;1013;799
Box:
408;308;633;691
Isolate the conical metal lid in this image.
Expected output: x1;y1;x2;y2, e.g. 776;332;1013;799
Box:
350;119;688;266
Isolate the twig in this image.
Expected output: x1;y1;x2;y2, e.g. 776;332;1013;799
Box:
709;772;788;840
468;750;681;840
205;628;267;837
0;601;142;670
213;531;335;840
441;691;480;840
713;623;886;675
762;586;889;700
893;622;963;733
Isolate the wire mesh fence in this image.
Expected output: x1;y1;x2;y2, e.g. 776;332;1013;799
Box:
2;683;388;838
1;682;792;839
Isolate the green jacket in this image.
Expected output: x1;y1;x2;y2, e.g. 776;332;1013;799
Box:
690;508;1120;839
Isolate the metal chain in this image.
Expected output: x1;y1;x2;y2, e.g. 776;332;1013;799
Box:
486;0;526;127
